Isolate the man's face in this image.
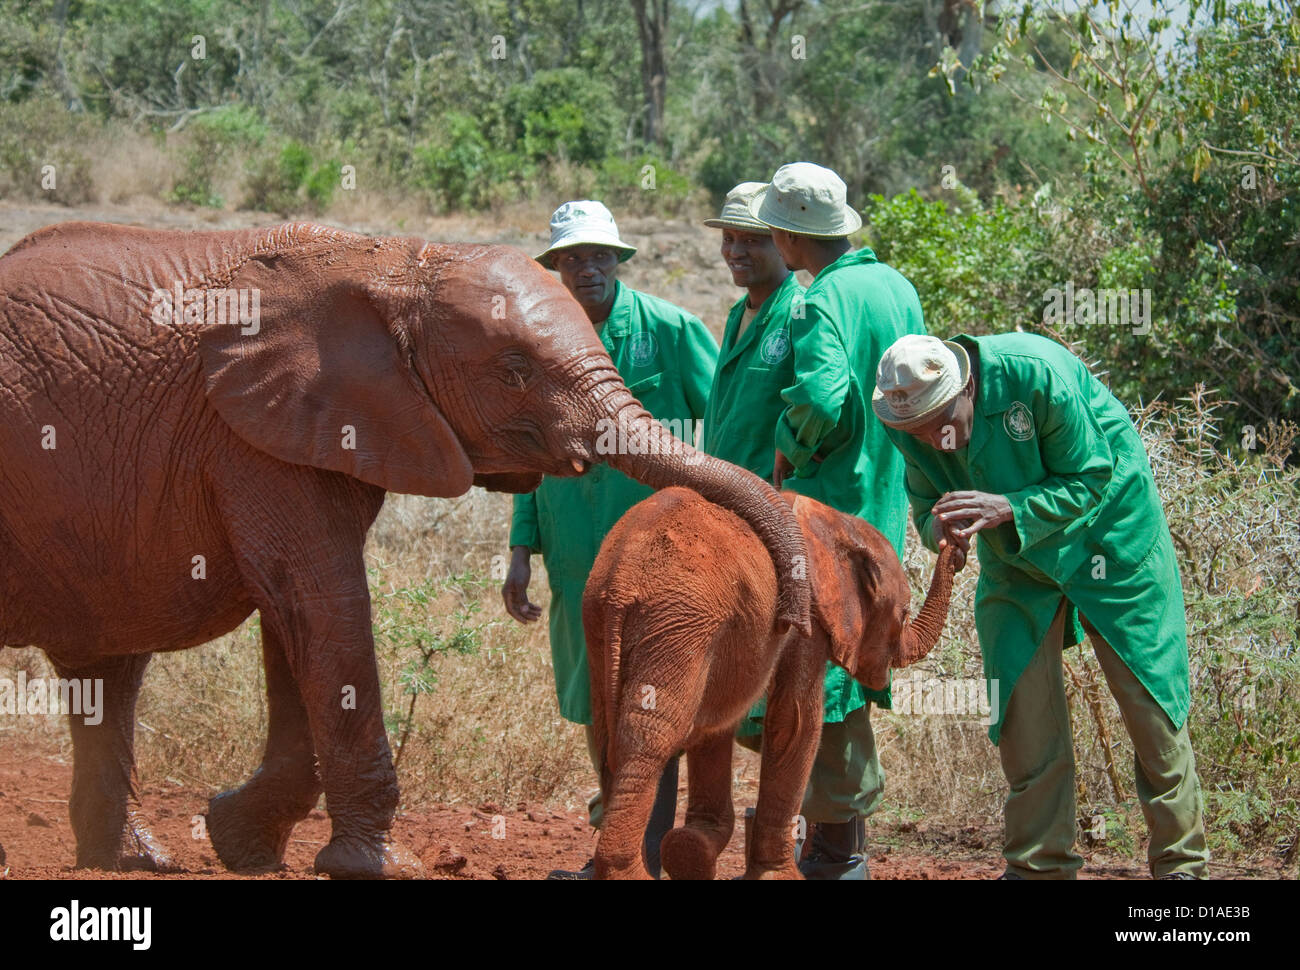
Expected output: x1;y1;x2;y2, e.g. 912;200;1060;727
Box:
770;228;804;271
552;245;619;311
720;228;784;289
904;382;976;452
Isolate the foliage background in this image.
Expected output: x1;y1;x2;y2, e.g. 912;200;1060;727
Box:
0;0;1296;871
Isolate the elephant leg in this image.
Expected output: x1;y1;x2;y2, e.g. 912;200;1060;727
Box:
745;645;825;880
54;652;175;872
594;746;676;880
594;657;699;880
219;480;417;879
661;731;735;880
207;623;322;871
258;595;419;880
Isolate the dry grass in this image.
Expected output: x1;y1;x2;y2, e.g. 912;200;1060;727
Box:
1;193;1294;869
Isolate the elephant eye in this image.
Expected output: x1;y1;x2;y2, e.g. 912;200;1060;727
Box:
497;351;532;390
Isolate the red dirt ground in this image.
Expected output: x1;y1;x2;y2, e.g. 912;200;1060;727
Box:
0;734;1278;880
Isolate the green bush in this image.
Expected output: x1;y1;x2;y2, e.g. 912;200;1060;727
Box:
865;187;1064;336
499;68;619;166
242;140;336;216
413;113;527;211
598;154;698;216
169;105;267;208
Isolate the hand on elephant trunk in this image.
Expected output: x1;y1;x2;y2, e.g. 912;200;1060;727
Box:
773;450;795;489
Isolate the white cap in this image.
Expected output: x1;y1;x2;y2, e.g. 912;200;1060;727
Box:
703;182;771;232
748;162;863;238
535;200;637;269
872;335;972;431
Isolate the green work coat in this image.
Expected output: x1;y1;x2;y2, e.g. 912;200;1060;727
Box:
883;332;1190;744
775;248;929;708
510;281;718;724
700;272;868;728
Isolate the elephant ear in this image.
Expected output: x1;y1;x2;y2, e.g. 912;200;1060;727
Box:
800;498;907;692
198;251;474;498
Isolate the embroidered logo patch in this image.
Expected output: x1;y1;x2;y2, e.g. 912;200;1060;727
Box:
628;331;658;367
1004;401;1035;441
759;327;791;365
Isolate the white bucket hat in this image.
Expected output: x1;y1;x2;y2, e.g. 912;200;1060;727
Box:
703;181;771;232
872;334;972;431
748;162;863;238
535;200;636;269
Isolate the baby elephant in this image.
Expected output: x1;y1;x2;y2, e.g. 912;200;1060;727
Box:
583;487;957;879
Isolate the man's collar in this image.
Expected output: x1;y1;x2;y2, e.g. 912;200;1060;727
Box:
599;280;633;337
951;334;1013;416
811;246;878;282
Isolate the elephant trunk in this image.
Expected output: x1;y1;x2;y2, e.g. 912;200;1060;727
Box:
894;544;959;667
597;390;812;636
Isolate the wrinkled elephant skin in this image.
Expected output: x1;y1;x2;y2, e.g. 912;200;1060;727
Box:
0;222;809;878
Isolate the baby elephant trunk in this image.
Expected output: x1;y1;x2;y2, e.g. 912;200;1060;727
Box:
894;544;960;668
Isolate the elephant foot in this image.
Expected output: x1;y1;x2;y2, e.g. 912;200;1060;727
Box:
660;827;722;881
593;848;653;880
76;813;177;873
314;835;423;880
207;786;302;872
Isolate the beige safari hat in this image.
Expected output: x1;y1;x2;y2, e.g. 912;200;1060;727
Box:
872;334;971;431
748;162;863;238
703;181;771;232
535;200;636;269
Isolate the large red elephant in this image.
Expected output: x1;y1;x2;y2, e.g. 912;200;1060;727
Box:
0;221;809;878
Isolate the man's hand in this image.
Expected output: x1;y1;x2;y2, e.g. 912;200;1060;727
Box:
931;515;970;571
502;545;541;623
773;450;795;489
932;491;1013;545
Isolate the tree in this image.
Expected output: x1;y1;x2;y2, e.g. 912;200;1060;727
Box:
630;0;668;147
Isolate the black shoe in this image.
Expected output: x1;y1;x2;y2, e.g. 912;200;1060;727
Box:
546;858;594;880
642;755;680;880
796;818;870;880
1158;871;1199;880
996;870;1025;880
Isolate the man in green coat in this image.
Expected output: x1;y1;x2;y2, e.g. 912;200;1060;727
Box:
501;200;719;879
873;332;1209;879
739;163;927;878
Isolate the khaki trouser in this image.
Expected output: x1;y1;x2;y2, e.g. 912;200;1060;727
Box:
736;702;884;824
998;601;1210;879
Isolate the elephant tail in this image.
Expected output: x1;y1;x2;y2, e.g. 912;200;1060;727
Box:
599;602;627;799
586;589;628;804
